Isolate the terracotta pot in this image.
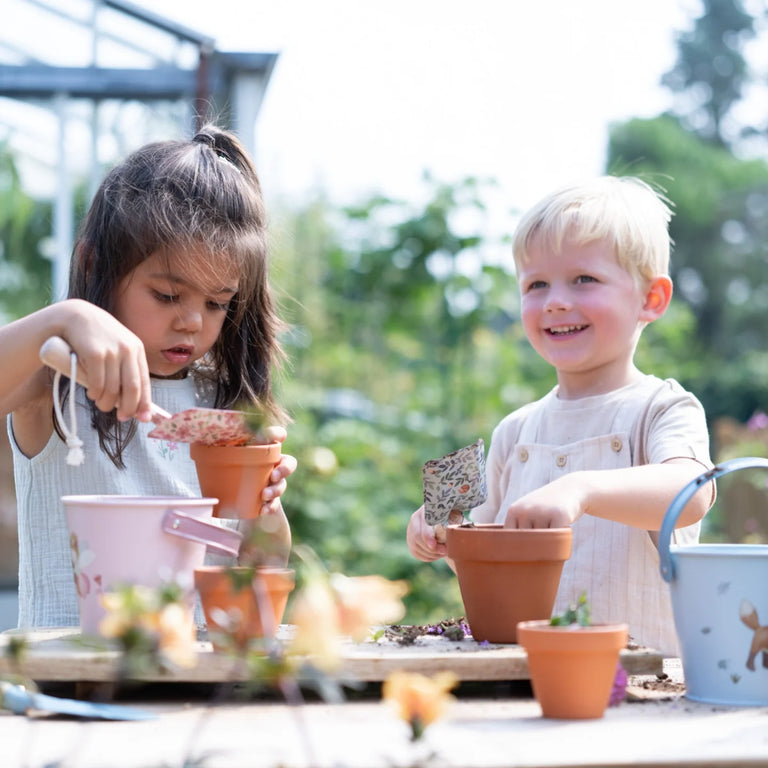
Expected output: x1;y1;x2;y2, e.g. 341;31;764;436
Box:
446;524;572;643
195;565;295;650
517;620;628;719
190;442;282;519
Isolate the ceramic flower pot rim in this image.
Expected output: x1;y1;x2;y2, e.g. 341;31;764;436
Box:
195;564;295;578
517;620;629;651
190;441;281;463
518;619;629;631
447;523;573;535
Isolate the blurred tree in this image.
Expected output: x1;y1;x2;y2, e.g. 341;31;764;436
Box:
608;0;768;425
608;116;768;421
609;116;768;344
662;0;757;147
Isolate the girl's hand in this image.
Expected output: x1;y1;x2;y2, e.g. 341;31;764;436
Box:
503;475;584;529
58;300;153;423
260;426;298;515
407;505;447;562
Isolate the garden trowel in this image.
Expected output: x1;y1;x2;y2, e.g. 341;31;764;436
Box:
1;681;155;720
40;336;257;446
422;439;487;543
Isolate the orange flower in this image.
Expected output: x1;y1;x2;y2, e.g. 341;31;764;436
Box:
287;579;343;670
382;670;458;741
288;573;409;670
153;603;195;669
98;584;197;671
332;574;408;642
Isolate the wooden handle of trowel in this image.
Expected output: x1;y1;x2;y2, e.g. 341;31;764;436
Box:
433;509;466;544
39;336;90;388
39;336;170;419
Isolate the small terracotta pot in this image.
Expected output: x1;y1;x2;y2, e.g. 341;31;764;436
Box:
195;565;295;650
517;620;628;719
446;524;572;643
190;442;282;519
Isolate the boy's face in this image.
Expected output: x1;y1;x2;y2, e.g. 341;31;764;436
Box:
517;235;651;398
113;248;239;378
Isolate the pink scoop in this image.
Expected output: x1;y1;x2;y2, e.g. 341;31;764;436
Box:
40;336;255;446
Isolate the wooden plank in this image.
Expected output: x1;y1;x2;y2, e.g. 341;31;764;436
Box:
0;627;664;683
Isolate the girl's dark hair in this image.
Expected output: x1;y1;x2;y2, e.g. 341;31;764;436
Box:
64;124;286;467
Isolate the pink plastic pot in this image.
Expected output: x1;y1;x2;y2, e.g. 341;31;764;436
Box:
61;495;242;635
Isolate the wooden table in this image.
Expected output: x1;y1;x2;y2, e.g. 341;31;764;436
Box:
3;628;768;768
0;626;664;683
1;668;767;768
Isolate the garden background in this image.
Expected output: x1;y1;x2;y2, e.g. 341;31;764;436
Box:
2;0;768;624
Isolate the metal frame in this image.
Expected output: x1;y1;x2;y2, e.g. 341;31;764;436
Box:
0;0;278;300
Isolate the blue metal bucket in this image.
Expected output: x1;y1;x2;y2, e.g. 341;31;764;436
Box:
660;457;768;705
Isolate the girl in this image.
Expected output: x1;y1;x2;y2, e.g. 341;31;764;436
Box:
0;124;297;628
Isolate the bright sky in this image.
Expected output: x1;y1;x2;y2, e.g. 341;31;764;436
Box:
4;0;699;235
132;0;695;220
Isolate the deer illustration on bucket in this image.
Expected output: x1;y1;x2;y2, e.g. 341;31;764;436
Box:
740;599;768;672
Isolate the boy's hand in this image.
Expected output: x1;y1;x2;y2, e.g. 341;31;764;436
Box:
503;475;584;529
407;505;448;561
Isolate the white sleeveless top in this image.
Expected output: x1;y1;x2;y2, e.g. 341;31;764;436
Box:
8;375;232;628
470;375;713;655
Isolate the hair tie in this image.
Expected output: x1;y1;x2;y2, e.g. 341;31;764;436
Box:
52;353;85;467
193;132;242;175
193;132;216;149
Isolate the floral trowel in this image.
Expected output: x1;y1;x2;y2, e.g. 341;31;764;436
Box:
422;439;487;543
39;336;257;447
146;407;255;446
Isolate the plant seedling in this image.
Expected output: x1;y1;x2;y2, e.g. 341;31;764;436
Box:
550;591;591;627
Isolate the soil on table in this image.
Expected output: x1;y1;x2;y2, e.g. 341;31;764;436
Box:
384;618;471;645
625;673;686;700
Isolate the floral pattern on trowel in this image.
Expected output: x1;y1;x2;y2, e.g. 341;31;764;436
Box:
422;439;487;526
147;408;254;446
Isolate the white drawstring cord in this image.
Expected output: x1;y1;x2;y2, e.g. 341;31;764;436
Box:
52;352;84;467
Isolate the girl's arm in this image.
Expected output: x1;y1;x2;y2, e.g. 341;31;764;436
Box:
0;300;152;456
503;457;713;530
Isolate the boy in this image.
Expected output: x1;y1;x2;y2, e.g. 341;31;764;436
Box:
407;176;714;654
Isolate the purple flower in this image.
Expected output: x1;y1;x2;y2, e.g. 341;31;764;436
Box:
747;411;768;431
609;662;627;706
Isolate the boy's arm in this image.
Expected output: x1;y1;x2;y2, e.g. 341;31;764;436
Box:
504;457;713;531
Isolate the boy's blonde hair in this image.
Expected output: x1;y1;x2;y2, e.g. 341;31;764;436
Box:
512;176;673;287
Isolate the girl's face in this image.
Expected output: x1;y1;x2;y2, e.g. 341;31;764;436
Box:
517;235;657;399
113;248;239;378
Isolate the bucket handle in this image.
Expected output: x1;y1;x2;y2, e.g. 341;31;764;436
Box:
659;456;768;583
161;509;243;558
